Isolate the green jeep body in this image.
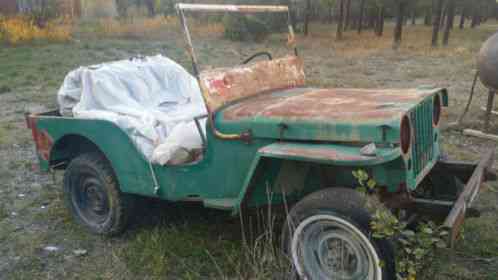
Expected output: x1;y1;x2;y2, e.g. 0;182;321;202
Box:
28;85;447;210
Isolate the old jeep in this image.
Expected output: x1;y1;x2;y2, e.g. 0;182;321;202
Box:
26;4;496;280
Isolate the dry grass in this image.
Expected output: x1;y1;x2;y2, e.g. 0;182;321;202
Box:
0;16;73;45
94;16;224;40
301;23;486;59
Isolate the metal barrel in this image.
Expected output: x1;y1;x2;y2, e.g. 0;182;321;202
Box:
478;32;498;91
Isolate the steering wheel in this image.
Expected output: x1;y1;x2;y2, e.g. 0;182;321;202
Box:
242;52;273;65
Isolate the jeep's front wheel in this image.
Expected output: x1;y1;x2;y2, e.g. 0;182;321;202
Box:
282;188;395;280
63;153;135;236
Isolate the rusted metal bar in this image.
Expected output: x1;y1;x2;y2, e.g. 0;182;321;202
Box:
177;8;199;77
176;3;289;13
443;147;495;248
287;10;298;56
435;158;497;182
25;112;32;129
194;114;208;150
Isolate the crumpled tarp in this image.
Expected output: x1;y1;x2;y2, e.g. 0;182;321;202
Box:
57;55;207;165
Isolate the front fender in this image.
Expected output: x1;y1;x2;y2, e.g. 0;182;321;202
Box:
233;142;402;214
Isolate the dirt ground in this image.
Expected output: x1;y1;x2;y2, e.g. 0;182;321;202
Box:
1;21;498;279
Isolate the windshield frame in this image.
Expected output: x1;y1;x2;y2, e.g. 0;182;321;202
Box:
175;3;298;78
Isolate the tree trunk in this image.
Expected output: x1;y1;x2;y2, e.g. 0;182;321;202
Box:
471;5;479;28
376;6;385;36
304;0;311;35
144;0;155;17
374;11;379;29
345;0;352;30
373;11;378;29
483;1;490;22
337;0;345;40
358;0;366;33
369;11;375;28
443;0;455;45
393;0;406;50
432;0;444;47
412;0;417;25
440;3;447;29
424;5;432;25
459;6;466;29
286;0;297;30
328;6;333;23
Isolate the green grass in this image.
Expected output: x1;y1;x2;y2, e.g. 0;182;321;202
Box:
0;203;7;221
0;125;7;146
118;224;236;278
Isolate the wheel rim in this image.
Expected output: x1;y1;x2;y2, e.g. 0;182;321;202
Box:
291;214;382;280
71;170;111;226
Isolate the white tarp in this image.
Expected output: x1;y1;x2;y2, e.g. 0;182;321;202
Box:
57;55;207;165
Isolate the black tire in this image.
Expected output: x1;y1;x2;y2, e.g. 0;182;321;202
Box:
63;152;135;236
282;188;395;280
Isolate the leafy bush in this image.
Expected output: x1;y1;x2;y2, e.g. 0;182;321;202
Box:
0;16;72;45
223;14;269;42
370;211;448;280
353;170;448;280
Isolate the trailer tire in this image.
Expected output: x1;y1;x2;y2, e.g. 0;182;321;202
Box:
282;187;395;280
63;152;135;236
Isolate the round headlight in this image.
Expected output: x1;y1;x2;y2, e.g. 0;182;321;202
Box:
433;94;442;126
400;115;411;154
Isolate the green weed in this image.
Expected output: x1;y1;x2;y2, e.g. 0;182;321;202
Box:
0;203;7;220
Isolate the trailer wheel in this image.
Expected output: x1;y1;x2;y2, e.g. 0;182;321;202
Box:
63;153;134;236
282;188;395;280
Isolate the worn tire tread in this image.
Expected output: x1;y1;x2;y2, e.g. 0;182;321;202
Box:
63;152;134;236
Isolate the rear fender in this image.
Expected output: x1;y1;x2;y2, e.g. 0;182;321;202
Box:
34;116;157;197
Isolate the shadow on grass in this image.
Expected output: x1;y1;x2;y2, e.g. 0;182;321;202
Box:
128;197;243;239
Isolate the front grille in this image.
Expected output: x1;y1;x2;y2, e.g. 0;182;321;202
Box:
410;98;434;177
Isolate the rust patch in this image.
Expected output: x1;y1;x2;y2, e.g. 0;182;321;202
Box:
442;148;495;248
199;55;305;111
223;88;435;122
260;145;373;162
28;117;53;161
37;130;53;161
448;209;466;248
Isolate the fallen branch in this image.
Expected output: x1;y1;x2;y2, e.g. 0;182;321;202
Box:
480;106;498;116
463;129;498;141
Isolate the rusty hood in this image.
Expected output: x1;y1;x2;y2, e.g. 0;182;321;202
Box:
216;87;446;143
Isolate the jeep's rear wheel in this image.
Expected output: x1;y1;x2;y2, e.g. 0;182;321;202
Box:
63;153;134;236
282;188;395;280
